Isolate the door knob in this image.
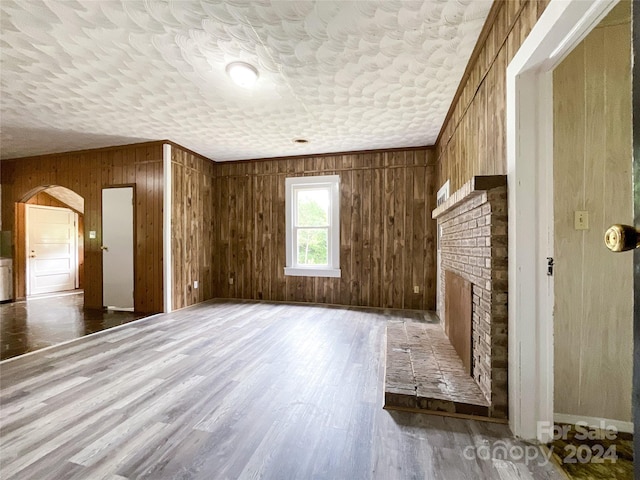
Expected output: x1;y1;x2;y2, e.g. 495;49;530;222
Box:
604;224;640;252
100;246;109;252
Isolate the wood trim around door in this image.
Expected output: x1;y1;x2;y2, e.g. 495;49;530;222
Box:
631;0;639;476
24;203;79;297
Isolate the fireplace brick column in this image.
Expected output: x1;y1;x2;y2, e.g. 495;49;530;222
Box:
432;176;508;418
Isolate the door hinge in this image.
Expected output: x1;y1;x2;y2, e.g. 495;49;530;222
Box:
546;257;554;276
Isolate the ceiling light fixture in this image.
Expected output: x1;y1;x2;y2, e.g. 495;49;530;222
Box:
226;62;259;88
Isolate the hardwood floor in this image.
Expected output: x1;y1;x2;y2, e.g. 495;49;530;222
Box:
0;300;563;479
0;291;146;360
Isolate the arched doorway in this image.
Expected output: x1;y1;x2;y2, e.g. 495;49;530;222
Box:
1;184;145;360
16;185;85;300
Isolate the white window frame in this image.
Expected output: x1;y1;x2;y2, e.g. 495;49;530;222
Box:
285;175;341;278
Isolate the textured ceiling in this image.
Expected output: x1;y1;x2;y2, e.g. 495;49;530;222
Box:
0;0;492;161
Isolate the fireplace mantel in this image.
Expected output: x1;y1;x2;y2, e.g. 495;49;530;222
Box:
432;175;506;220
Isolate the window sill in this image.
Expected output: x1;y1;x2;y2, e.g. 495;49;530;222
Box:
284;267;341;278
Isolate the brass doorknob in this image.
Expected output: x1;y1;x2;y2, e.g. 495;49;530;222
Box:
100;245;109;252
604;224;640;252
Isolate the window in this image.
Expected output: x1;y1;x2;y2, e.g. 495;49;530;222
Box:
285;175;340;278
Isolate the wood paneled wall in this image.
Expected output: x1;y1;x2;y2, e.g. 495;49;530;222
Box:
27;191;75;210
212;148;437;310
171;145;216;310
553;1;632;422
26;191;85;289
1;142;164;313
435;0;550;191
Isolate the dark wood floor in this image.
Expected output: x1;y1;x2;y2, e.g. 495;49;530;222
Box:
0;300;563;479
0;291;146;360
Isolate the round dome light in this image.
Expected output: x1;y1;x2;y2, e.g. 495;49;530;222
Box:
226;62;259;88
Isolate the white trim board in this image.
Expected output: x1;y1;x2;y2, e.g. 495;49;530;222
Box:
554;413;633;435
163;143;172;313
506;0;620;443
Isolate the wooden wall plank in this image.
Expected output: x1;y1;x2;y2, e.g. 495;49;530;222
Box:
392;160;405;308
411;165;425;310
424;164;437;302
403;161;414;310
1;142;164;313
212;147;437;310
14;203;25;299
361;157;372;306
383;162;394;308
435;0;549;191
170;145;217;311
340;167;352;306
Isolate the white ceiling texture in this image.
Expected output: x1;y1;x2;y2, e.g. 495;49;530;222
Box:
0;0;492;161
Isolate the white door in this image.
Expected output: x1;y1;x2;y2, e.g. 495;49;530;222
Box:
102;187;134;310
26;205;77;295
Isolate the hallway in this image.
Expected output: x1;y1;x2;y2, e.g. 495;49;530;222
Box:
0;292;146;360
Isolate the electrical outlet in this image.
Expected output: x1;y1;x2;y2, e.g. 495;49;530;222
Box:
574;210;589;230
413;286;420;294
194;281;198;289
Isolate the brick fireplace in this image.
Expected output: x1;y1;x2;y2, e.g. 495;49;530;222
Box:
432;175;508;418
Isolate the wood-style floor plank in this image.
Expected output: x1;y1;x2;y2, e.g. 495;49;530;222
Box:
0;300;563;479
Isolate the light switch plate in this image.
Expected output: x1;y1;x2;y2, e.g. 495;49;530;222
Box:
89;230;96;239
574;211;589;230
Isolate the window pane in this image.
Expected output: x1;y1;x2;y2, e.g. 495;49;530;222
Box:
296;228;328;265
296;188;329;226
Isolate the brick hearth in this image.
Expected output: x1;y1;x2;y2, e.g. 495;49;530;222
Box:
384;318;489;416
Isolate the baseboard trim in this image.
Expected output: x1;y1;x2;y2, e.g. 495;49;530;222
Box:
554;413;633;434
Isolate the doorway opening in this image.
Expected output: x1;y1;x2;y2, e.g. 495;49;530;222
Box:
2;185;144;360
17;185;85;301
507;0;633;446
552;0;632;430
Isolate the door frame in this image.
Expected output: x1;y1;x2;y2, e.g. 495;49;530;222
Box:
506;0;621;442
25;204;78;296
101;184;136;309
631;2;639;477
163;143;172;313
